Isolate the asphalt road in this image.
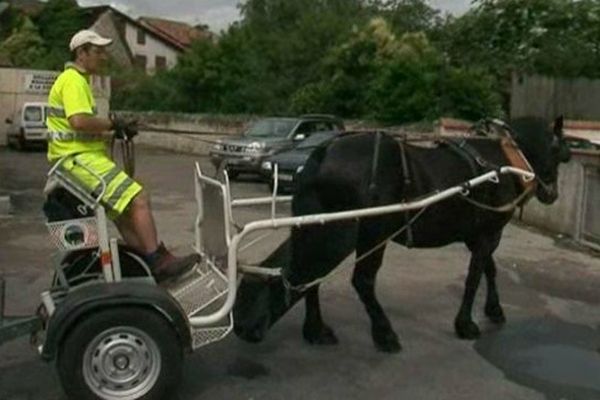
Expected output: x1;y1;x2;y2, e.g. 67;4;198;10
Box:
0;146;599;400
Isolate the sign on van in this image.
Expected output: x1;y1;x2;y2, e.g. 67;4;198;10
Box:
23;72;59;94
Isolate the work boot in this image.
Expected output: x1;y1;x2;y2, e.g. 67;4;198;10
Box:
149;243;200;284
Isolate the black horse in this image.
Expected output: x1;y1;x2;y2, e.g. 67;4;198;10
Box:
233;116;571;352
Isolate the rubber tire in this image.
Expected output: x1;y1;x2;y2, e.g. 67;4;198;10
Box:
57;307;183;400
216;161;239;181
228;170;240;180
15;130;26;151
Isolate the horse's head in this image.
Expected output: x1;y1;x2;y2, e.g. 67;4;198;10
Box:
512;116;571;204
233;275;273;343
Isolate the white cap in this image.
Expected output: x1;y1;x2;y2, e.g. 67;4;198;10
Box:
69;29;113;51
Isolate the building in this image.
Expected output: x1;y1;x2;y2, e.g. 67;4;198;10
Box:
84;6;211;74
0;67;110;145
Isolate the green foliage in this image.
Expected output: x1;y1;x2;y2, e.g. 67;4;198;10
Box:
439;67;504;121
0;0;84;69
372;0;442;34
0;3;22;41
33;0;85;69
7;0;595;124
291;18;502;123
441;0;600;79
127;0;503;123
0;17;46;67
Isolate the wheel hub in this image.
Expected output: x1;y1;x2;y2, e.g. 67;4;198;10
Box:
83;327;161;399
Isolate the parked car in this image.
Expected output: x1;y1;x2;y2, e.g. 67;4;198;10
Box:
5;102;49;150
261;130;343;193
565;136;600;151
209;115;344;179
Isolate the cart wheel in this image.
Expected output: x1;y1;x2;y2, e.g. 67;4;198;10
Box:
216;161;239;180
58;307;183;400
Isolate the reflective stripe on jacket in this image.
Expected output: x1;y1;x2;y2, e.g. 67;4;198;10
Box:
47;64;105;162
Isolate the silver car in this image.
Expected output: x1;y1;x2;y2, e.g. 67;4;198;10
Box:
209;116;344;179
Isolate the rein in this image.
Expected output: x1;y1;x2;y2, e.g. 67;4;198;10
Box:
282;206;430;293
391;132;538;214
458;186;534;213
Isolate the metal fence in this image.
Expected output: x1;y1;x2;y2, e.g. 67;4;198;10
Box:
511;73;600;121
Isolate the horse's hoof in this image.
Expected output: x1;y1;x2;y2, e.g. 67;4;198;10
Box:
485;304;506;324
372;329;402;353
454;319;481;340
374;334;402;353
303;324;339;345
235;327;266;343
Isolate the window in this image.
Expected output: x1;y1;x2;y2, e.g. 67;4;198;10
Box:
134;54;147;70
155;56;167;71
23;106;43;122
295;122;317;135
314;122;333;132
137;28;146;45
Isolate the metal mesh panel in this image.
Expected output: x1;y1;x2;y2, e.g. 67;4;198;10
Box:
46;217;98;251
168;258;233;349
168;260;228;317
191;323;233;349
582;166;600;246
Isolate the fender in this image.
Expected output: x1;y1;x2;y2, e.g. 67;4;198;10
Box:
41;281;191;361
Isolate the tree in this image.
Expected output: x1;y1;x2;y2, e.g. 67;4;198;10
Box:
33;0;85;69
441;0;600;79
372;0;442;34
0;17;45;67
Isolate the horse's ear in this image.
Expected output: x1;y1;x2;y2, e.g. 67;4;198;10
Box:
553;116;564;138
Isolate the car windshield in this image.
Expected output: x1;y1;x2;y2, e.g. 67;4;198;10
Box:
23;106;43;122
296;132;338;149
245;119;297;138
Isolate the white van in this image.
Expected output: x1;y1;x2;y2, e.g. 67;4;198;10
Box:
5;102;49;150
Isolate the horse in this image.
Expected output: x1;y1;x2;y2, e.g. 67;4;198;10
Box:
233;116;571;352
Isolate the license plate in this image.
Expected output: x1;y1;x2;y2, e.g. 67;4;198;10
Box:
278;173;293;182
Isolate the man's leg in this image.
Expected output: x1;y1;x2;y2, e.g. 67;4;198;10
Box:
115;190;159;254
66;152;198;283
115;189;199;284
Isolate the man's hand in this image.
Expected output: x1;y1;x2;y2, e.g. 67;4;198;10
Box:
111;115;138;140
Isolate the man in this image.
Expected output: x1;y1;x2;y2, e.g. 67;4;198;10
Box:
46;29;198;283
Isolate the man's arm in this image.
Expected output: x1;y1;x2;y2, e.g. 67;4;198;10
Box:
68;114;112;136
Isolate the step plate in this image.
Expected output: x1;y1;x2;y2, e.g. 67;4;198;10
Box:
167;259;233;349
168;260;228;316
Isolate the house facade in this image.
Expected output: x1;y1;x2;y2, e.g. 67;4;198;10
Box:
124;22;179;71
85;6;210;74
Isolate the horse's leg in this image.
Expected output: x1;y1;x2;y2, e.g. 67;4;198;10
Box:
455;232;502;339
352;224;400;353
482;232;506;324
483;255;506;324
303;285;339;345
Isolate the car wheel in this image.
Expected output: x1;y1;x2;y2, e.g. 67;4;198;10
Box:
57;307;183;400
216;161;239;181
15;130;26;151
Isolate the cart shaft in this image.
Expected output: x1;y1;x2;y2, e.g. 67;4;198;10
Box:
0;316;42;346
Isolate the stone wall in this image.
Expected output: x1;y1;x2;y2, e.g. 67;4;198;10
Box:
520;150;600;249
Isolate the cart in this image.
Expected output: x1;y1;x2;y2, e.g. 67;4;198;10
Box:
0;150;535;400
